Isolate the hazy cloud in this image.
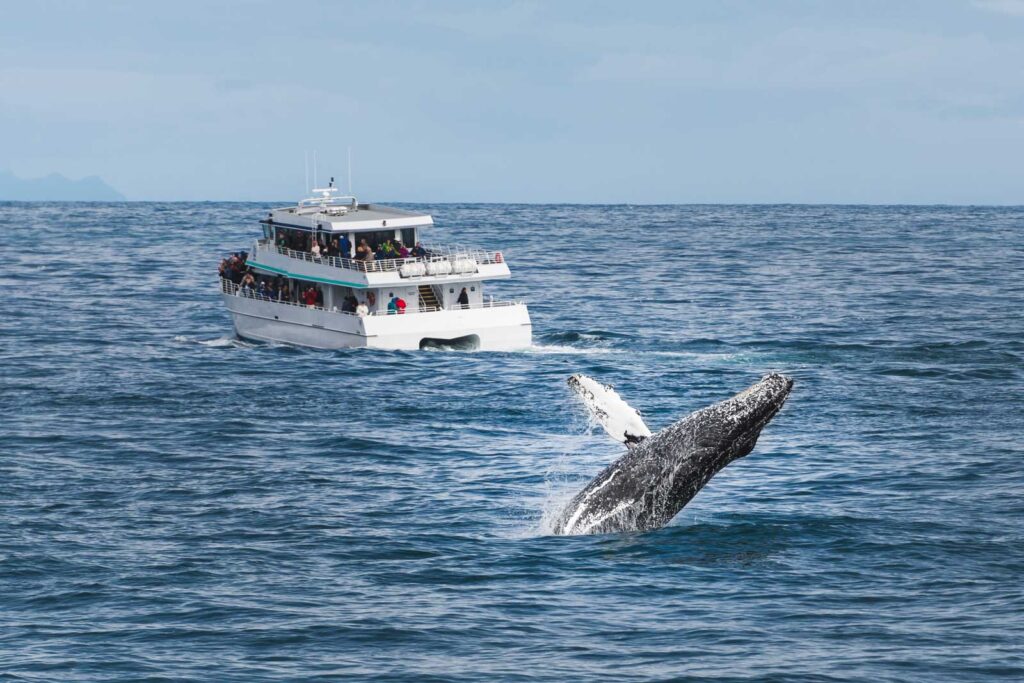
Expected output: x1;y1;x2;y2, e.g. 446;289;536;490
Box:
971;0;1024;16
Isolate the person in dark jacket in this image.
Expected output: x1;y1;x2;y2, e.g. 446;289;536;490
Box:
457;287;470;309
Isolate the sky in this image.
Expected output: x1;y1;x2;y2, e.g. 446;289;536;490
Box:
1;0;1023;203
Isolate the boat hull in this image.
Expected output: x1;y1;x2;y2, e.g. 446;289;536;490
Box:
222;292;532;351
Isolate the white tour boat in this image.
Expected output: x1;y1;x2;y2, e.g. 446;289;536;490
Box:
218;181;532;351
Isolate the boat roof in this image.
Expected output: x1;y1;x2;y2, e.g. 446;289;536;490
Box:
269;202;433;232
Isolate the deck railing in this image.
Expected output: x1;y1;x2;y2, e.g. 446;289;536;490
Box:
256;242;504;276
418;243;505;265
221;277;358;316
220;278;522;317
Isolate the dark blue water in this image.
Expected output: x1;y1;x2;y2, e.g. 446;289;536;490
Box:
2;202;1022;681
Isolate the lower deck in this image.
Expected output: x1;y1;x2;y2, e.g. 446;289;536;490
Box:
220;279;532;351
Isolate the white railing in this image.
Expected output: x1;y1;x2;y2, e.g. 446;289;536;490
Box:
419;242;505;265
221;277;359;316
220;278;523;317
264;243;387;272
365;299;523;316
257;242;505;276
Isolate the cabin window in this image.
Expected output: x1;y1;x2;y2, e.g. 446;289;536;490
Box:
359;230;400;251
402;228;416;247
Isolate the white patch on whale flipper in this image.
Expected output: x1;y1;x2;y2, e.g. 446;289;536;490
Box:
568;374;653;446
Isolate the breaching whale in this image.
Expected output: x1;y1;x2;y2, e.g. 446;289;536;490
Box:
553;373;794;536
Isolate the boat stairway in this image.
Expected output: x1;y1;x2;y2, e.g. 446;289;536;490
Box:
418;284;440;311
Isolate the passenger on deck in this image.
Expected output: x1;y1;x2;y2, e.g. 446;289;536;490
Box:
397;242;410;258
258;281;270;299
341;295;357;313
411;242;427;258
457;287;470;309
311;239;322;260
387;297;398;315
329;238;340;257
356;300;369;317
357;239;371;260
303;286;317;308
240;272;256;295
222;254;236;278
340;234;352;259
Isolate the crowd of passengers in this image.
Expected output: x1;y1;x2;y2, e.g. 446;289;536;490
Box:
275;228;427;263
219;252;414;316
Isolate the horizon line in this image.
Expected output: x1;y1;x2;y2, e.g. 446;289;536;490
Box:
2;199;1024;208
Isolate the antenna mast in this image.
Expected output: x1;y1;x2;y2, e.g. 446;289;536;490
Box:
313;150;318;190
304;151;309;194
347;147;352;194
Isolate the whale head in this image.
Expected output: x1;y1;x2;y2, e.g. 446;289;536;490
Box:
681;372;794;464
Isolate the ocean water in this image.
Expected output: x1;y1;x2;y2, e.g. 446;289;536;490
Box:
1;202;1022;681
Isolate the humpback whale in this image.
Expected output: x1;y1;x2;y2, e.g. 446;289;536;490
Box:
553;373;794;536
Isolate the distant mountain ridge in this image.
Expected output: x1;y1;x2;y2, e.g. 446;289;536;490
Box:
0;171;125;201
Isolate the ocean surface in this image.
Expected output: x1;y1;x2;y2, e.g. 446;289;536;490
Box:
1;202;1022;681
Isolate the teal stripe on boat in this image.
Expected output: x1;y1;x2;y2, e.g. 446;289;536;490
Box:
246;261;367;289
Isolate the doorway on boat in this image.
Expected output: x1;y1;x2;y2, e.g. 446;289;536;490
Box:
419;334;481;351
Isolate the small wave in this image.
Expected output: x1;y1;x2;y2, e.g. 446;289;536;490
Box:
541;330;632;344
173;335;252;349
648;349;754;364
200;337;245;348
522;343;615;355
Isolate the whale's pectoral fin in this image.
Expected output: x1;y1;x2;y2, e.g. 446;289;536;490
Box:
568;374;654;446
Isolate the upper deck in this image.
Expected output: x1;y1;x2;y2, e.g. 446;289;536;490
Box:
247;182;513;288
247;238;512;289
